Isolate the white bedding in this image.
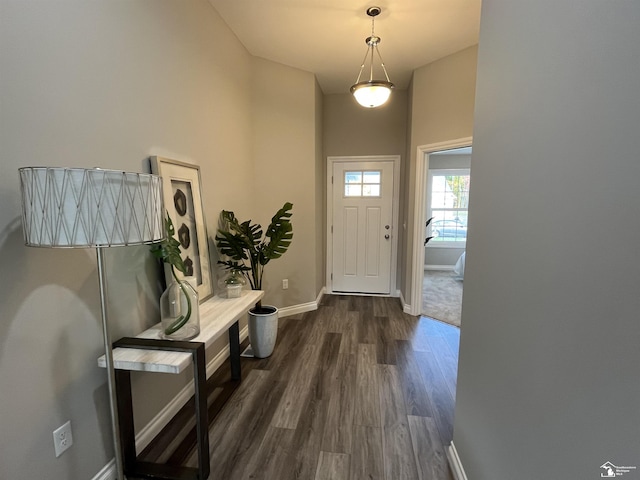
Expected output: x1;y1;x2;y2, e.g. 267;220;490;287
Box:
454;251;466;280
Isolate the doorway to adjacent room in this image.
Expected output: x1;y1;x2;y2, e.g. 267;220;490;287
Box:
410;138;472;324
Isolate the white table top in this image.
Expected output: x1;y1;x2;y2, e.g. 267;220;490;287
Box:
97;290;264;374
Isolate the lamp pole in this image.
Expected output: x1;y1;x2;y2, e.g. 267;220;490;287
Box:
96;247;125;479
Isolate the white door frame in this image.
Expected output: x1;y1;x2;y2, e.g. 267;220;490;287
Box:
409;137;472;315
327;155;401;295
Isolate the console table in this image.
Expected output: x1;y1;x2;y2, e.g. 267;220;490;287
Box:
98;290;264;480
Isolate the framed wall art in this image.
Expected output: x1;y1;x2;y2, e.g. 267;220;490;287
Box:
150;156;213;301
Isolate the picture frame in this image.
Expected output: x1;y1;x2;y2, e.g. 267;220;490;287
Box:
150;156;213;301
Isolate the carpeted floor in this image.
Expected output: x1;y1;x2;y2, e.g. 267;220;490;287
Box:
422;270;463;327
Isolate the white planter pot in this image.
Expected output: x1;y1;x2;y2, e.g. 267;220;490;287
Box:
248;305;278;358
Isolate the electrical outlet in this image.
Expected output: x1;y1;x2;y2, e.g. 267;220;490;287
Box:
53;421;73;457
282;279;289;290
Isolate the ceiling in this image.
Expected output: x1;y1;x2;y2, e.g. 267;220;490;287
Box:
208;0;481;95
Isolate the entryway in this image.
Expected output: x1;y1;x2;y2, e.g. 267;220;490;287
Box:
410;138;472;319
327;156;400;295
422;146;470;327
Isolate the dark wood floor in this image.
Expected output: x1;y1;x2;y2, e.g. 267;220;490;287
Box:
141;295;459;480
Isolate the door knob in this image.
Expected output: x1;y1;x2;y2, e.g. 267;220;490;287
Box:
384;234;390;240
385;225;390;230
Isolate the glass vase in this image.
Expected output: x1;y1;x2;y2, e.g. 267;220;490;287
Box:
218;269;247;298
160;276;200;340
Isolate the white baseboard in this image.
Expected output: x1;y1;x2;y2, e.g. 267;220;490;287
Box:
91;460;115;480
317;286;325;304
399;290;412;314
135;324;249;450
447;442;469;480
278;302;316;317
125;293;326;461
131;288;326;452
425;264;455;271
91;291;329;480
91;325;250;480
278;287;325;318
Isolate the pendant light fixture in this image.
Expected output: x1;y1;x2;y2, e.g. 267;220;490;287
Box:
350;6;395;108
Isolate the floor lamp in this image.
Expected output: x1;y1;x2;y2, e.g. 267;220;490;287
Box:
18;167;164;480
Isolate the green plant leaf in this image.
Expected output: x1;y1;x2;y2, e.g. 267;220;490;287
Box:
215;202;293;294
150;213;186;274
215;230;249;261
262;202;293;263
424;216;435;245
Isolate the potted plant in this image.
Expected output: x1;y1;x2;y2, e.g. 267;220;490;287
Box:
215;202;293;358
424;216;435;245
150;213;200;340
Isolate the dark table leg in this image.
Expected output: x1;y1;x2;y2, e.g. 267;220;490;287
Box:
113;338;210;480
228;321;241;381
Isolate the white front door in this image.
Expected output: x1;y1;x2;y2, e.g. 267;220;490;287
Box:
331;160;395;294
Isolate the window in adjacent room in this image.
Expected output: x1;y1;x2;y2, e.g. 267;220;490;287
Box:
427;169;470;246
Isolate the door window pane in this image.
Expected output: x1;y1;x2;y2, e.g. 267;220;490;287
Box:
363;171;381;184
345;184;362;196
363;184;380;196
345;172;362;183
345;170;381;197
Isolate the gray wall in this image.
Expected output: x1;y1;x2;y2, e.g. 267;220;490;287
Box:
251;57;323;307
323;92;408;158
402;46;477;301
453;2;640;479
0;1;323;478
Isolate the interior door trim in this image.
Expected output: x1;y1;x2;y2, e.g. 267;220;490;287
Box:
326;155;400;296
409;138;472;315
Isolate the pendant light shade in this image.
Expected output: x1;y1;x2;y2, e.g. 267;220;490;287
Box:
351;7;394;108
351;81;393;109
